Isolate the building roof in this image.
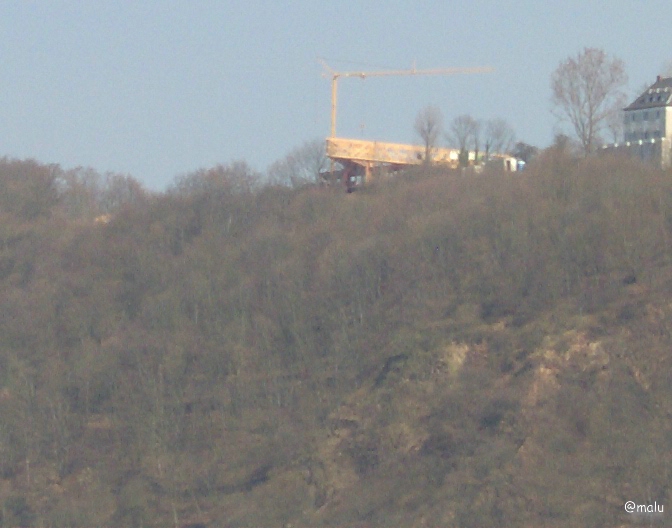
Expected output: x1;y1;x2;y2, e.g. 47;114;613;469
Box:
625;76;672;111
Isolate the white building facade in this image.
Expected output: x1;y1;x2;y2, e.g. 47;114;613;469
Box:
615;75;672;168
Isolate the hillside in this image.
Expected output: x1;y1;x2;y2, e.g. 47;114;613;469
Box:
0;152;671;527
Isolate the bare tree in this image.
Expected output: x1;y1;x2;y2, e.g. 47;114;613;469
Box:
267;139;327;187
414;105;444;164
58;167;104;219
606;96;627;143
511;141;539;163
100;173;147;213
551;47;628;155
473;119;483;163
483;119;515;159
448;114;479;167
172;160;261;196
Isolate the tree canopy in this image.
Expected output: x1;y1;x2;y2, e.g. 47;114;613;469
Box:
551;47;627;155
0;152;671;526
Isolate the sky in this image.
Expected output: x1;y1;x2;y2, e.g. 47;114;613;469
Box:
1;1;671;190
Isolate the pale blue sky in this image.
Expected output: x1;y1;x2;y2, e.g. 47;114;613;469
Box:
1;1;671;189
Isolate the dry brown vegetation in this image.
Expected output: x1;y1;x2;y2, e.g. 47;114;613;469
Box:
0;150;672;527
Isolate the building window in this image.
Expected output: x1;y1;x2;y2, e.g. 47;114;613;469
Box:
644;111;648;121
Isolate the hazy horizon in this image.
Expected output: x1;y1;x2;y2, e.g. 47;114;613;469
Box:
1;0;670;190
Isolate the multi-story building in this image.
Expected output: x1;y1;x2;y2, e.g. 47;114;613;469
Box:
616;75;672;167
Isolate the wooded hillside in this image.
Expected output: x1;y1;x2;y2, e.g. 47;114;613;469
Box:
0;152;671;527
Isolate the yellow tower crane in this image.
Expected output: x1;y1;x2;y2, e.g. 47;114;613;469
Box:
319;59;494;189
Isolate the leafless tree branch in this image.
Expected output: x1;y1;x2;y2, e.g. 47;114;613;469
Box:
551;47;627;155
